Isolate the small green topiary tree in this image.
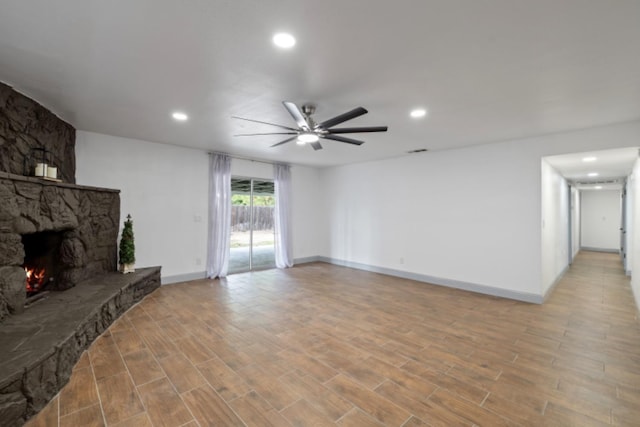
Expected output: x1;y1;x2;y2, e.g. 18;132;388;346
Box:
119;214;135;270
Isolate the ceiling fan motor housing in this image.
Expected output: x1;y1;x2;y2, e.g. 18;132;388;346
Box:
302;104;317;129
301;103;316;115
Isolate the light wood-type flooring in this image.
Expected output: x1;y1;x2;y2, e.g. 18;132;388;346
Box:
26;251;640;426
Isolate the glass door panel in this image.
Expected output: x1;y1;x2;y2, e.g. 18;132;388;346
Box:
228;178;275;273
229;178;251;273
250;180;276;270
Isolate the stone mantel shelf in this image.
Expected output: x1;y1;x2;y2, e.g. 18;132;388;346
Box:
0;172;120;194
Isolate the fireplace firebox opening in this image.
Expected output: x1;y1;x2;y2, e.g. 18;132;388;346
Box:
22;231;65;296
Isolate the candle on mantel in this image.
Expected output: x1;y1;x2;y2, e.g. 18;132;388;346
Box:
46;167;57;179
35;163;47;177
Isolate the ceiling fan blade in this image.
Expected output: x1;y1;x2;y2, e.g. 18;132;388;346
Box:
234;132;298;136
270;136;298;147
232;116;298;131
310;141;323;151
321;134;365;145
283;101;310;130
318;107;368;129
326;126;388;134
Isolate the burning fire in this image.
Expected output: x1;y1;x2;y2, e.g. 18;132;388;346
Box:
25;267;46;293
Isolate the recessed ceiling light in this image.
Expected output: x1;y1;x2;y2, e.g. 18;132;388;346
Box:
273;33;296;48
582;156;597;162
297;133;319;144
172;111;188;121
587;172;599;177
595;186;603;189
410;108;427;119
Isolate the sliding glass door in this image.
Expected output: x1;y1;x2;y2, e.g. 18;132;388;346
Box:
228;178;276;273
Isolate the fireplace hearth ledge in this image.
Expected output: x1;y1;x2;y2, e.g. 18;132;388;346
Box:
0;266;161;426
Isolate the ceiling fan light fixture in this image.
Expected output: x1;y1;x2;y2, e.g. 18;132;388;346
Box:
273;32;296;48
233;101;387;151
297;132;319;144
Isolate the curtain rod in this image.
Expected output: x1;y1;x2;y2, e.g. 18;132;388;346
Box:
208;151;288;167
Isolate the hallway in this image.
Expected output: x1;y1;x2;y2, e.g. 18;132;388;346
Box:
512;250;640;424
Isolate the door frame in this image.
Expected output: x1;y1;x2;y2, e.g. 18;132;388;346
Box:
229;176;275;273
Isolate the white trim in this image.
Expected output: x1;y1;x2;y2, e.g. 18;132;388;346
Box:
162;271;206;285
580;246;620;253
293;256;323;264
162;257;547;304
314;257;543;304
543;264;569;302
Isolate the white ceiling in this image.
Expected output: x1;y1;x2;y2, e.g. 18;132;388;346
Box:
1;1;640;168
545;148;638;191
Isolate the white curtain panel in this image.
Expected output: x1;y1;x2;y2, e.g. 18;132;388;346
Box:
274;163;294;268
206;153;232;278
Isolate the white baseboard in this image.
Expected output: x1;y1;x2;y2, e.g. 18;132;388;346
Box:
310;256;543;304
580;246;619;254
163;257;546;304
293;256;324;265
162;271;206;285
543;264;569;302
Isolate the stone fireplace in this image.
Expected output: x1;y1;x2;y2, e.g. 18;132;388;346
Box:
0;173;121;318
0;173;163;426
0;83;161;425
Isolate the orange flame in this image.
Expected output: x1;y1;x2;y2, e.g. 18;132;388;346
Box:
25;267;46;293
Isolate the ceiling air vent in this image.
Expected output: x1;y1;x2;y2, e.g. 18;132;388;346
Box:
407;148;428;154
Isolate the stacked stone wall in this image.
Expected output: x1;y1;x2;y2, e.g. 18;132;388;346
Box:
0;82;75;183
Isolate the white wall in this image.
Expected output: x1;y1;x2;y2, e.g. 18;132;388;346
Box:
629;158;640;309
541;160;569;295
75;119;640;300
76;131;209;280
321;120;640;301
291;166;327;259
571;186;581;260
580;190;621;251
76;131;325;282
322;142;543;298
625;179;634;275
231;159;273;181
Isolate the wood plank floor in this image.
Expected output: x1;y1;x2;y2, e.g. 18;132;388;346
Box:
25;251;640;426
